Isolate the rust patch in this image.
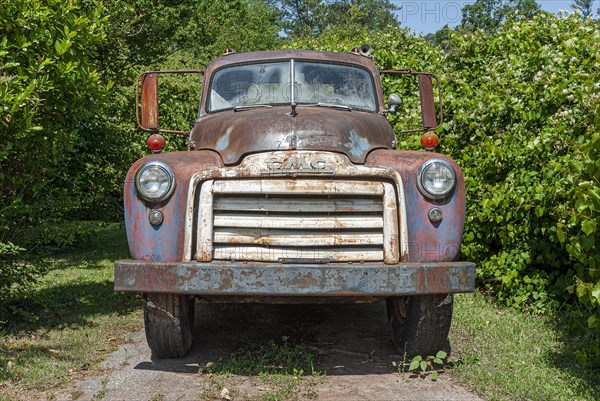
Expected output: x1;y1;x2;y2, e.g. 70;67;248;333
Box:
218;269;234;290
295;272;316;289
415;268;425;292
192;107;393;165
425;265;451;294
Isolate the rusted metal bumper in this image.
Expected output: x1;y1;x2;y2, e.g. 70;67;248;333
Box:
114;260;475;296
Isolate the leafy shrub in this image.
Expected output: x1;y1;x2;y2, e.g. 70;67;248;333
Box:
440;13;599;363
0;0;110;247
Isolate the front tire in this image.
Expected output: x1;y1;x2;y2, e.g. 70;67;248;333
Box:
386;294;453;357
143;293;195;359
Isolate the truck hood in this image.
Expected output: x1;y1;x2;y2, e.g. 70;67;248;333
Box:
191;106;394;164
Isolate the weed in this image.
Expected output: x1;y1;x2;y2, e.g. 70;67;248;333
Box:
304;387;318;399
407;351;447;373
199;336;322;400
200;336;320;377
149;394;165;401
398;351;447;380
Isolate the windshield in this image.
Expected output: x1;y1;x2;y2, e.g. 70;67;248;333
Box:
208;60;376;112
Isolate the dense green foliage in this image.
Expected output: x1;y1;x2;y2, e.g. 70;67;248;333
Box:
443;13;599;363
0;0;109;244
443;12;599;307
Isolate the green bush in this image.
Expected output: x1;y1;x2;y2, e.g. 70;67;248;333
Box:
0;0;110;246
440;13;599;363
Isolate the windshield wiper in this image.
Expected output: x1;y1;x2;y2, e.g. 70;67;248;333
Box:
233;104;273;112
299;103;352;111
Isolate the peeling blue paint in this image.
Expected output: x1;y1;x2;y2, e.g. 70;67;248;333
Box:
216;127;232;151
347;130;370;158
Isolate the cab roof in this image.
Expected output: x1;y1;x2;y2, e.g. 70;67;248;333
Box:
206;49;378;73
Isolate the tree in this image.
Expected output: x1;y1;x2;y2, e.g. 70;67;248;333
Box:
571;0;594;17
325;0;399;32
1;0;285;318
279;0;399;37
424;25;453;49
0;0;284;250
280;0;327;37
93;0;282;79
460;0;541;32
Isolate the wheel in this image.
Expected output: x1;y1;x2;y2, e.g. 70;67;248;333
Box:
386;294;453;358
143;293;195;359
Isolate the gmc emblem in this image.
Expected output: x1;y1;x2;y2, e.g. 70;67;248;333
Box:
261;156;334;175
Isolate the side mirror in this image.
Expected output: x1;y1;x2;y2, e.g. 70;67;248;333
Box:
418;74;436;129
387;93;402;113
140;73;159;130
381;69;443;133
136;70;204;135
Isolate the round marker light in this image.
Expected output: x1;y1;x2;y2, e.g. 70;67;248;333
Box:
417;159;456;199
428;208;443;223
135;161;175;202
421;131;439;151
147;134;166;153
148;210;164;226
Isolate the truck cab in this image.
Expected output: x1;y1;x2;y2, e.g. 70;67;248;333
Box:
114;46;475;359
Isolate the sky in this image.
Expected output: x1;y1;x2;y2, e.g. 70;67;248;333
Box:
391;0;596;34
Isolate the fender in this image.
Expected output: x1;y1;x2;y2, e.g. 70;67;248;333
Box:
124;150;223;261
366;149;466;263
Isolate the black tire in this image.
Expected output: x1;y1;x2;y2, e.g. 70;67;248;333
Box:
143;293;195;359
386;294;453;358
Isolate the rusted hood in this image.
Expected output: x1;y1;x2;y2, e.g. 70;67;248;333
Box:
192;107;394;164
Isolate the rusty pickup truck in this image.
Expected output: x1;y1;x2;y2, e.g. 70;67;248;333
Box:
114;45;475;359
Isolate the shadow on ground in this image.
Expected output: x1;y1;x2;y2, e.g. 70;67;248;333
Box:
546;308;600;397
134;301;402;376
3;224;139;332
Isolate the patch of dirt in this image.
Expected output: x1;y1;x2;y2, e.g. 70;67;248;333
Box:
57;301;482;401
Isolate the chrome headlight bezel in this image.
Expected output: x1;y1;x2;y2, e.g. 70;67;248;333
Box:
134;161;175;202
417;159;457;200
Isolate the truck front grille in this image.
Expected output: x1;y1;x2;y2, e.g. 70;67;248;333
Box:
194;179;399;264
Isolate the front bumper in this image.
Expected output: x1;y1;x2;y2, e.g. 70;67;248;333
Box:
114;260;475;296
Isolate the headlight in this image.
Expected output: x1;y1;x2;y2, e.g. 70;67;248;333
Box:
417;159;456;199
134;161;175;202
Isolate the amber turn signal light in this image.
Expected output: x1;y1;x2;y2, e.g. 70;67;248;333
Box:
421;131;439;151
147;134;166;153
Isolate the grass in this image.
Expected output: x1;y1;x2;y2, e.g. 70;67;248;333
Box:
0;224;142;401
0;223;599;400
199;336;322;401
450;292;600;401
